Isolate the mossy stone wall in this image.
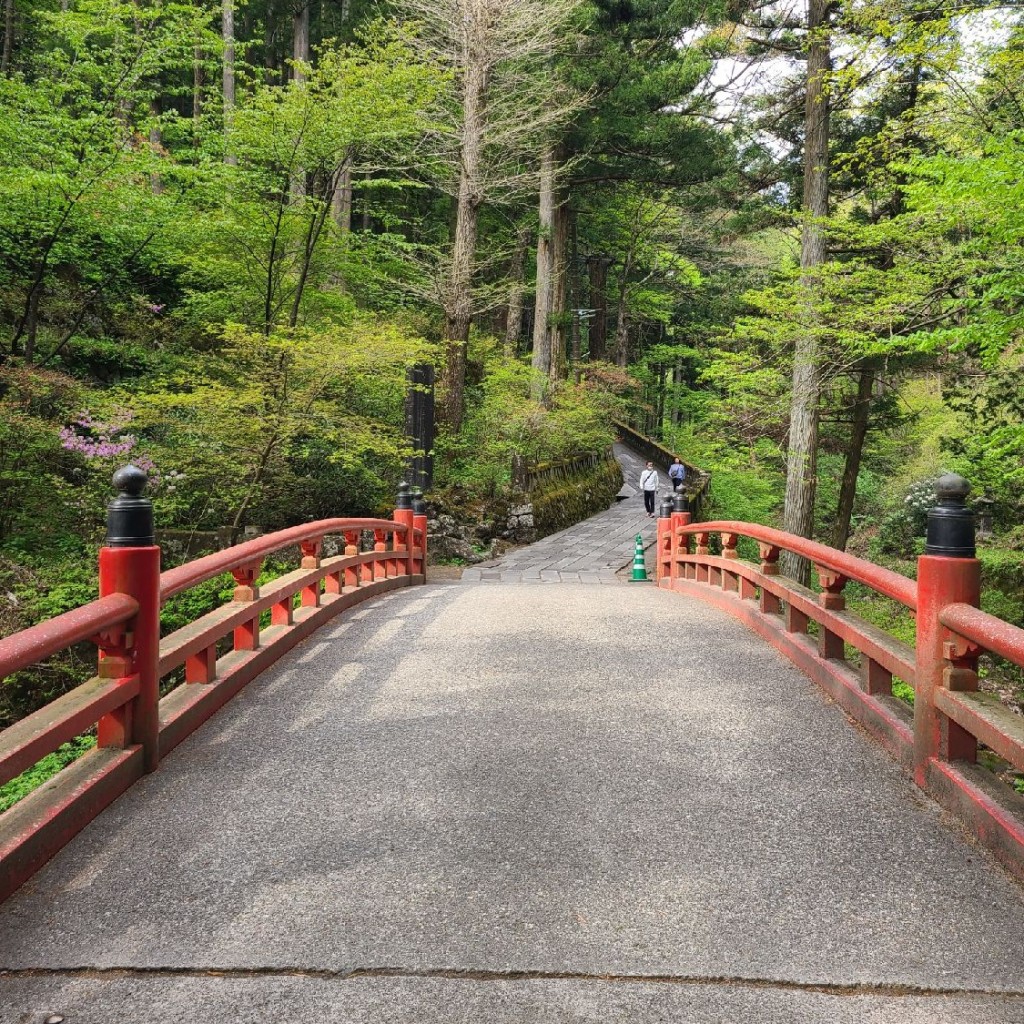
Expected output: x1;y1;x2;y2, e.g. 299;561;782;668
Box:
529;455;624;538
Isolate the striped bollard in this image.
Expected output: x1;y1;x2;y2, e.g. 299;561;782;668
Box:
630;533;650;582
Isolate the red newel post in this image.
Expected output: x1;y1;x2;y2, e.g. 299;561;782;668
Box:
412;488;428;577
656;497;672;582
393;482;415;577
671;492;691;581
97;466;161;774
914;474;981;788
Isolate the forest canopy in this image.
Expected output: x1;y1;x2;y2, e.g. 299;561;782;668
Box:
0;0;1022;679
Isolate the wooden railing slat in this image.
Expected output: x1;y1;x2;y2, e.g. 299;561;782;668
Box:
936;689;1024;774
0;675;140;787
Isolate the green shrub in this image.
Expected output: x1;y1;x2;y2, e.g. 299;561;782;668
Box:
0;734;97;813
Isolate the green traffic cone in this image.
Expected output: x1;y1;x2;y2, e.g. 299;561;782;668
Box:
630;532;650;582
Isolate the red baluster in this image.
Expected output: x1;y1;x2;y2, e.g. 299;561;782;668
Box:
300;538;322;607
344;530;360;588
231;560;262;651
815;565;848;660
758;543;781;614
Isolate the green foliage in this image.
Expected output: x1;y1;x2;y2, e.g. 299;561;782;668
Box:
438;345;625;496
0;0;213;363
0;734;97;814
174;30;444;332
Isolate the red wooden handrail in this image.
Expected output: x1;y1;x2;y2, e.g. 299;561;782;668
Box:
0;593;138;680
941;602;1024;668
160;517;412;601
1;494;428;903
677;520;918;610
659;510;1024;885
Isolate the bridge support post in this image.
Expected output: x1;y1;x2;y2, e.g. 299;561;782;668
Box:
656;498;672;582
98;467;161;774
394;483;415;577
412;489;428;578
671;493;691;582
914;475;981;789
344;531;360;588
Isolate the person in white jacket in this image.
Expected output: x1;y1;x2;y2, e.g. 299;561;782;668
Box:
639;462;659;517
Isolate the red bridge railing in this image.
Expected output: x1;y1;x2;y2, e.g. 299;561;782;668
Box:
656;475;1024;882
0;468;428;901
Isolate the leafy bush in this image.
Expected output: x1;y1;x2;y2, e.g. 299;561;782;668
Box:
438;349;625;497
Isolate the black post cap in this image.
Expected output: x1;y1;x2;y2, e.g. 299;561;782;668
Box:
411;487;427;515
396;481;413;510
106;465;155;547
673;492;689;514
925;473;976;558
658;497;673;519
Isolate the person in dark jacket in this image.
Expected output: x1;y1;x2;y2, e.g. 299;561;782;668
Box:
669;458;686;492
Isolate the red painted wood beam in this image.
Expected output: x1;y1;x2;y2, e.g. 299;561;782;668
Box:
0;594;137;681
0;746;144;903
0;675;140;787
677;520;917;610
160;518;412;602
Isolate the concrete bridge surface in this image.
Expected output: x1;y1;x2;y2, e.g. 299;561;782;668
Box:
2;459;1024;1022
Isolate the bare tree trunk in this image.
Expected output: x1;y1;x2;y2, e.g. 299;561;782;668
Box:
265;1;278;84
292;2;310;82
531;144;555;400
193;45;203;127
655;364;666;437
1;0;14;75
588;257;608;361
332;157;354;233
23;285;41;364
504;223;531;357
782;0;831;584
149;100;164;194
613;262;631;367
670;357;683;427
569;210;581;375
290;3;311;198
549;194;569;381
223;0;237;165
831;361;874;550
438;58;486;432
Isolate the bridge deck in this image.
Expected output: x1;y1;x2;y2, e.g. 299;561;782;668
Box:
3;575;1024;1021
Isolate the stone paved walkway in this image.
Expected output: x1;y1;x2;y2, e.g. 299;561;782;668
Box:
461;444;671;584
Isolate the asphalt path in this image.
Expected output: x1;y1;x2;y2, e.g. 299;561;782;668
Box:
2;581;1024;1022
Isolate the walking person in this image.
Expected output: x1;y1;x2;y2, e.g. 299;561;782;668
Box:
640;461;659;517
669;457;686;492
